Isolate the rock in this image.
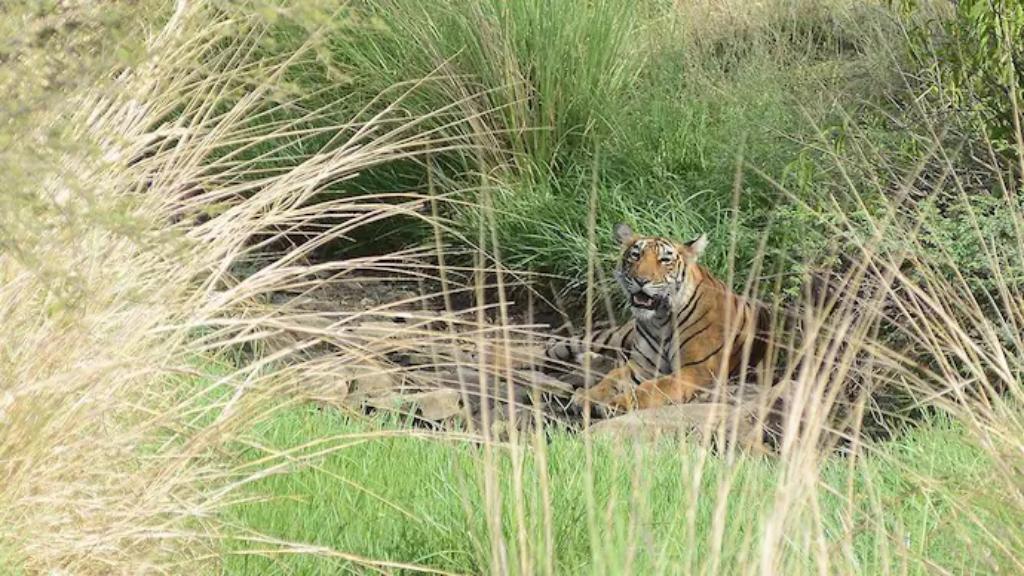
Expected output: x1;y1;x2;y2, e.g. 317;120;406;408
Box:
352;370;397;396
365;388;463;421
303;361;397;411
337;362;400;407
587;401;768;452
410;389;463;420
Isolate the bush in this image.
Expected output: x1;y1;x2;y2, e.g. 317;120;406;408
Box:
903;0;1024;156
193;0;913;304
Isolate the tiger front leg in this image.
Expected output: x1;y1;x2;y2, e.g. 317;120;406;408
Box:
570;364;634;417
603;370;706;415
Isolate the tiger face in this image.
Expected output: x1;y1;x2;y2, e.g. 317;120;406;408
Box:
612;223;707;321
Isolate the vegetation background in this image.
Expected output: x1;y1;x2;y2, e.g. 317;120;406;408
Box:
2;0;1023;574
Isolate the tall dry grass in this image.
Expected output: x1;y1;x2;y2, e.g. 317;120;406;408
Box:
2;1;1024;574
0;4;519;572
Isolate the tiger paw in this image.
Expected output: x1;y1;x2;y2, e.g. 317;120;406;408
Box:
591;402;623;420
600;393;634;418
567;389;592;415
570;389;610;419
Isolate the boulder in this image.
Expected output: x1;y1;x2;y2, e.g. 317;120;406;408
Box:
336;362;400;407
587;401;770;452
365;388;463;421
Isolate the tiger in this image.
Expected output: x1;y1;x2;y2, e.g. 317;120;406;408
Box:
546;223;768;418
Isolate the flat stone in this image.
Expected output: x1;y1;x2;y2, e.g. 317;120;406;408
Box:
338;362;400;407
410;389;463;420
365;388;463;421
588;401;767;451
452;367;528;406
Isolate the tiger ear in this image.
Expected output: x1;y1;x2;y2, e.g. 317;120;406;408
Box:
684;234;708;259
613;222;634;246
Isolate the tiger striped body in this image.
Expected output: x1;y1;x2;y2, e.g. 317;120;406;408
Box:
551;224;767;416
544;321;635;367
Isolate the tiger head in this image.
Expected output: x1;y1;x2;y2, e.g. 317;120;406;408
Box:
612;222;707;321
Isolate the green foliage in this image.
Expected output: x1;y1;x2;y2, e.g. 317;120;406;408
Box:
903;0;1024;153
915;191;1024;295
205;0;911;301
9;1;1024;573
266;0;644;176
224;408;1015;574
946;0;1024;149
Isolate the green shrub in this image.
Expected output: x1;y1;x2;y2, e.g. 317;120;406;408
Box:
947;0;1023;151
902;0;1024;154
307;0;644;176
167;0;920;303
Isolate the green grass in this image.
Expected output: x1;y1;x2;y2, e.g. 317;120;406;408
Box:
223;406;1008;574
219;0;915;297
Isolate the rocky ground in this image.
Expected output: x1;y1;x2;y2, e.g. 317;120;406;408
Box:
273;276;790;451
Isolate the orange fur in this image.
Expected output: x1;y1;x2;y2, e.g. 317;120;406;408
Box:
570;225;767;417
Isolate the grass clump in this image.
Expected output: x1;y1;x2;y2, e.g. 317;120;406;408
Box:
234;0;912;295
0;3;484;572
224;408;1011;574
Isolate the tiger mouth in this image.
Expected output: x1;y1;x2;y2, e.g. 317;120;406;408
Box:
630;293;658;310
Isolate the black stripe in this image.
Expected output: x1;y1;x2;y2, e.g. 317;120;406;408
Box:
674;283;704;330
661;348;678;373
546;341;569;360
624;325;636;346
679;322;710;347
727;332;745;369
680;308;710;333
629;365;644;385
683;344;724;367
634;323;661;370
732;312;748;341
616;325;636;359
634;351;657;370
721;308;747;349
637;325;660;353
655;313;671;329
